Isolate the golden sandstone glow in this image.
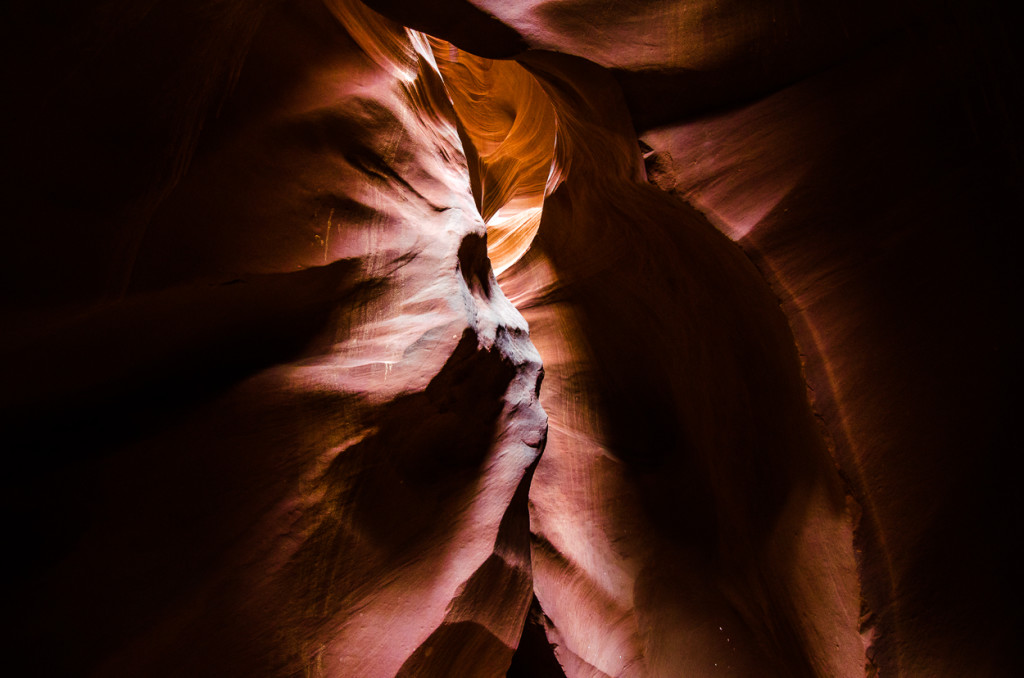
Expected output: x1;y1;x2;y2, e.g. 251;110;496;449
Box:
430;40;557;275
325;0;557;275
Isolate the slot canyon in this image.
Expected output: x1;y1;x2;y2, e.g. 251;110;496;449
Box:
1;0;1019;676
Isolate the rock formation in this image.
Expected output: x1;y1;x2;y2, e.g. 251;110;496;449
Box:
2;0;1019;676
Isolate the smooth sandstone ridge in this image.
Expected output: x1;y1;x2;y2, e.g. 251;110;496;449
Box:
2;0;1018;677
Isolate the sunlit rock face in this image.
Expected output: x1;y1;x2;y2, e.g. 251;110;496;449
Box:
4;1;543;676
3;0;1020;677
365;4;1019;677
491;54;861;678
430;40;557;276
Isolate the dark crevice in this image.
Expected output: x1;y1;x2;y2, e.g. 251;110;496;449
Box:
506;596;567;678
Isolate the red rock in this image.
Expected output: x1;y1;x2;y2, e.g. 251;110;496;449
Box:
2;0;1019;676
4;2;543;675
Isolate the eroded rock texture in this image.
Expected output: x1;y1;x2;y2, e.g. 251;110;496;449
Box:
4;2;543;676
2;0;1019;676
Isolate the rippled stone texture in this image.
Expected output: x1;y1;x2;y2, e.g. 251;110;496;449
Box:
492;52;861;678
430;39;557;275
3;0;1019;676
366;4;1019;676
4;1;543;676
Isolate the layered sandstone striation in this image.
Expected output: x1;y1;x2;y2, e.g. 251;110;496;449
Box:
3;0;1019;676
497;52;862;677
5;1;544;675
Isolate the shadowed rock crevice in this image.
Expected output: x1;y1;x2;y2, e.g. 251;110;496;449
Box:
1;259;378;588
507;597;568;678
293;329;516;559
458;233;494;300
2;260;373;459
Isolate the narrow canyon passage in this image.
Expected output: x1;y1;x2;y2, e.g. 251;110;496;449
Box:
2;1;1019;677
434;39;863;676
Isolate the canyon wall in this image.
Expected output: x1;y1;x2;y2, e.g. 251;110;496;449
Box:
2;0;1019;676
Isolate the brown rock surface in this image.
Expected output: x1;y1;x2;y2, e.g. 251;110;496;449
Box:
495;52;861;678
2;0;1020;676
4;1;544;675
635;11;1022;677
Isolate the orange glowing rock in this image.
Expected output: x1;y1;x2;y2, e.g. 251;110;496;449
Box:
429;39;557;275
3;1;1019;677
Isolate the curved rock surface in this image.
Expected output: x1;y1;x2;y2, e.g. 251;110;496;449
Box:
4;1;544;676
496;52;861;678
3;0;1020;676
430;39;557;275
